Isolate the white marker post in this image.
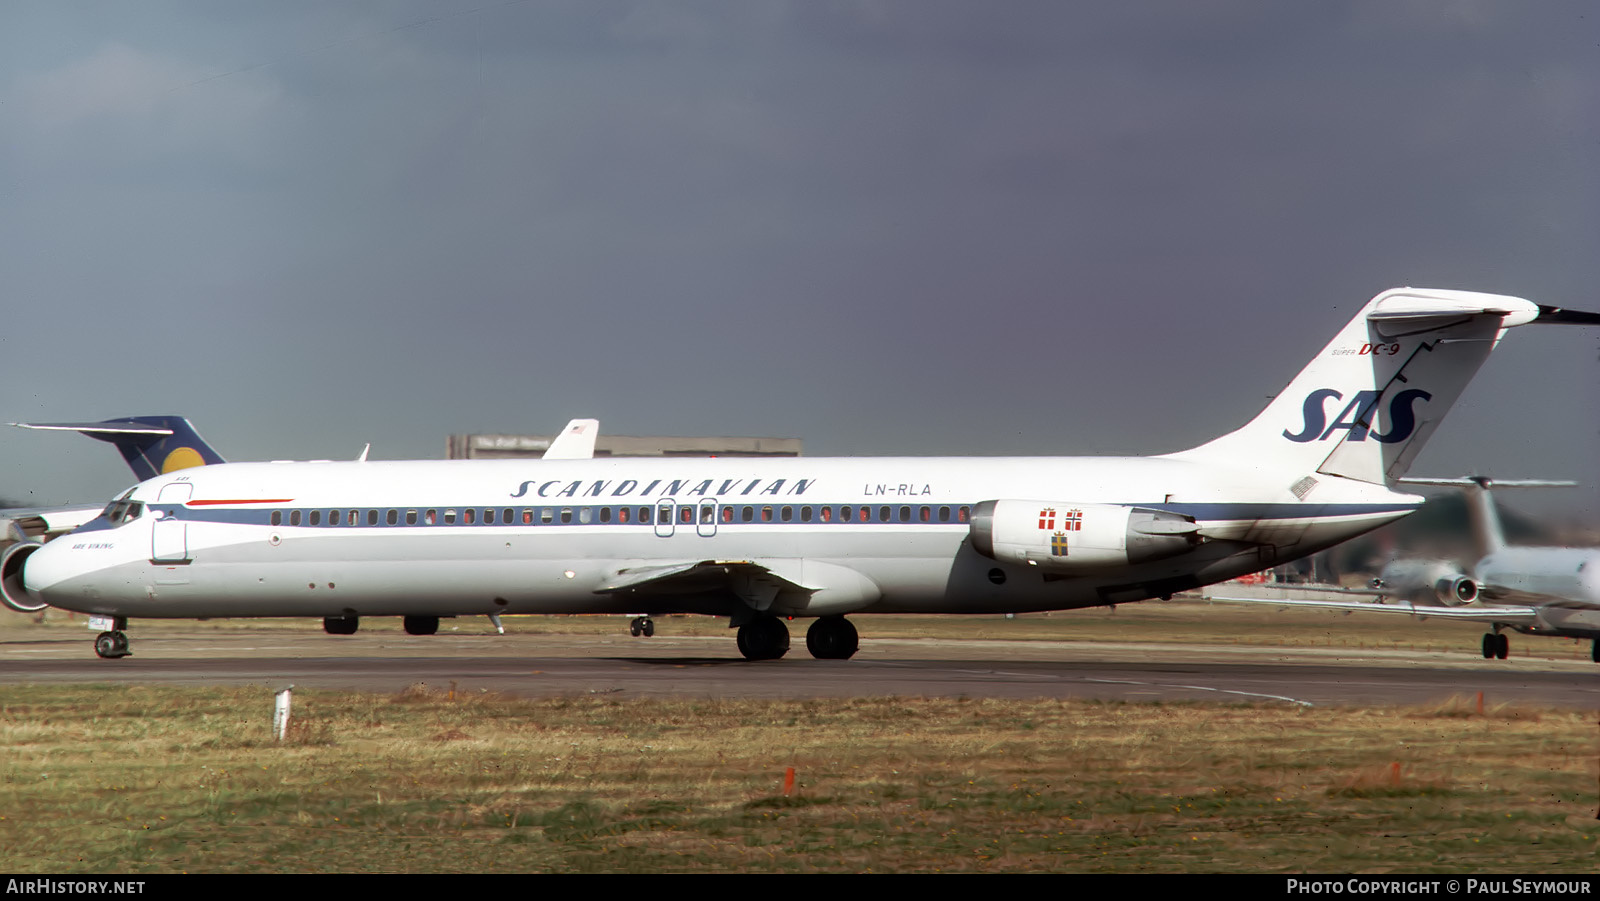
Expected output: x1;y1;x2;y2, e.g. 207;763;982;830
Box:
273;685;293;741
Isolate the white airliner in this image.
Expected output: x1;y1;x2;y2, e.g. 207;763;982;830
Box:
6;288;1597;660
1206;477;1600;663
0;418;599;616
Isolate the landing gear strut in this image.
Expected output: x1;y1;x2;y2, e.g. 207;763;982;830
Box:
93;630;130;659
629;616;655;638
805;615;859;660
1481;632;1509;660
324;615;359;635
736;615;789;660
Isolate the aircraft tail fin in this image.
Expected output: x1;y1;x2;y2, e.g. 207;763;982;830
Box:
1166;288;1595;488
1400;476;1575;560
12;416;225;481
542;419;599;460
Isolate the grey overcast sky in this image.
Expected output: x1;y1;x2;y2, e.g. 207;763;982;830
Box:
2;1;1597;517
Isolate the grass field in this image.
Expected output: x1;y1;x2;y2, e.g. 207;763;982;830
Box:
1;683;1595;873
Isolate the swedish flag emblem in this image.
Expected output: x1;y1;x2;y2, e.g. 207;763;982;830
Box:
1050;531;1069;556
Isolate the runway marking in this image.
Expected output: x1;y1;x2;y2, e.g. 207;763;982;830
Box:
1085;677;1314;707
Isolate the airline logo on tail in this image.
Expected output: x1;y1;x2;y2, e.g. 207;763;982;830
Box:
1282;388;1432;444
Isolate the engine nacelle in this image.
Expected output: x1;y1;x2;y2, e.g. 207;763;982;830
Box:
969;500;1200;574
0;542;48;613
1374;559;1478;606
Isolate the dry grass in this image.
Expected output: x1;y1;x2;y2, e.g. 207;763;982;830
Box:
0;685;1595;873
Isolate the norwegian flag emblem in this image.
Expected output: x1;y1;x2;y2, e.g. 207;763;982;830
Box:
1062;509;1083;531
1038;508;1055;530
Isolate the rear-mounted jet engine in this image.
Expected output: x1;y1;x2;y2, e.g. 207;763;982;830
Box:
969;500;1201;573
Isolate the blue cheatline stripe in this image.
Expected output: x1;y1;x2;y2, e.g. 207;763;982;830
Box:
74;499;1420;534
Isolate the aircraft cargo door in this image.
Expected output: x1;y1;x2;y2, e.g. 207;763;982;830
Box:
151;483;192;564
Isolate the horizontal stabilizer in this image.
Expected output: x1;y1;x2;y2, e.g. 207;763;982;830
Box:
1399;477;1576;489
1535;305;1600;326
13;421;173;436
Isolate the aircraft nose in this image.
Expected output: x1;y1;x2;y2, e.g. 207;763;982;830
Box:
21;540;81;598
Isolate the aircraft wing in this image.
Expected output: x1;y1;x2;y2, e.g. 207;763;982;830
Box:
596;559;807;611
596;558;880;615
0;504;103;543
542;419;598;460
1203;592;1541;626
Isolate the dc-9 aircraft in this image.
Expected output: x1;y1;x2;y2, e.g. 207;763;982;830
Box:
6;288;1597;660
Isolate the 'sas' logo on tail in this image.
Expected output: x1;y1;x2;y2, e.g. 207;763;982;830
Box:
1282;389;1432;444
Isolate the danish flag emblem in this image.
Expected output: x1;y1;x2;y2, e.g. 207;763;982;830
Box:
1038;508;1055;530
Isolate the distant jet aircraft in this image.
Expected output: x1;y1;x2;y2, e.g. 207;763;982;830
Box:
1207;477;1600;663
7;288;1599;660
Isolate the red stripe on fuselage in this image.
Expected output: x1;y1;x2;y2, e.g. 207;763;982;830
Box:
185;498;295;506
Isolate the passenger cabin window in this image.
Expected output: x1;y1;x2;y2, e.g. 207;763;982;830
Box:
309;510;321;526
271;511;282;526
465;508;476;525
348;510;358;526
386;509;398;525
368;510;379;526
444;509;457;525
618;507;630;523
484;508;495;525
290;510;302;526
406;510;418;525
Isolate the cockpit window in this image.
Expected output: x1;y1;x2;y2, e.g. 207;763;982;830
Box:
101;500;145;524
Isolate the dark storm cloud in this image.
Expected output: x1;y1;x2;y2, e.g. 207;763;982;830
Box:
0;1;1594;520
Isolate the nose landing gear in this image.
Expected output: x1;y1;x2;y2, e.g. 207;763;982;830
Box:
629;616;655;637
94;630;130;659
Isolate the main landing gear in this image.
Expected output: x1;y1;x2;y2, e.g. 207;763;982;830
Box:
629;616;655;637
94;630;130;659
1481;631;1509;660
805;615;859;660
404;615;439;636
324;615;359;635
734;615;861;661
736;615;790;661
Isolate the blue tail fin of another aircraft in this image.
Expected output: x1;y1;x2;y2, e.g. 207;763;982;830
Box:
13;416;225;481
